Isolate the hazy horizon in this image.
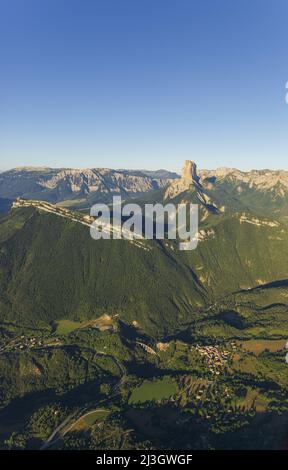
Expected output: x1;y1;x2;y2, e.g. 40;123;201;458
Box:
1;160;288;174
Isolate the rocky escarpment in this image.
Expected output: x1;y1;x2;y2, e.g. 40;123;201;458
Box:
199;167;288;197
164;160;218;212
164;160;201;199
38;168;171;195
0;167;175;204
162;160;288;223
12;198;151;251
181;160;200;184
165;161;288;199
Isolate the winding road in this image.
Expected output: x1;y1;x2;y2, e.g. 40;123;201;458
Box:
40;351;126;450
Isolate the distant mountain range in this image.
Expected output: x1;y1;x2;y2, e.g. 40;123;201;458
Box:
1;163;288;217
0;167;178;208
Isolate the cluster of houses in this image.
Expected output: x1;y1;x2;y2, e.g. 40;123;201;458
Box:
0;335;42;353
195;344;231;376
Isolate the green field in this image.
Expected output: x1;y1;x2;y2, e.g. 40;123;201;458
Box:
238;339;286;356
129;377;178;404
54;315;114;335
233;387;270;412
55;320;83;335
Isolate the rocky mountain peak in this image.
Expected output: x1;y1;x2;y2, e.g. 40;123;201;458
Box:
181;160;199;183
164;160;204;200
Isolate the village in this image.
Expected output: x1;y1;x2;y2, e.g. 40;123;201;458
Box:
195;343;236;376
0;334;63;354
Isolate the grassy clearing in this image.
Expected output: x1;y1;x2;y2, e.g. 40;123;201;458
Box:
55;320;83;335
238;339;286;356
55;315;114;335
230;355;261;375
233;388;270;412
245;326;288;337
129;377;178;404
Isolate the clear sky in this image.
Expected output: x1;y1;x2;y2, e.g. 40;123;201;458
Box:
1;0;288;172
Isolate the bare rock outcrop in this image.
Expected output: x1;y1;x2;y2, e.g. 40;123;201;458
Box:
182;160;200;183
164;160;201;199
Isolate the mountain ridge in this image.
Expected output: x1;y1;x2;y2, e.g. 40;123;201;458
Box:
0;167;177;207
2;162;288;214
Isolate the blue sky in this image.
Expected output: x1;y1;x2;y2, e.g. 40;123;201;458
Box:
1;0;288;172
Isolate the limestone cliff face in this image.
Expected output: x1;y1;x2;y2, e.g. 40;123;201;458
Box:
199;167;288;196
0;167;175;202
164;160;202;200
181;160;199;183
38;168;171;195
165;160;288;203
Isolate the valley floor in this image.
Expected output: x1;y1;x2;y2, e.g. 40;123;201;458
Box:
1;302;288;450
